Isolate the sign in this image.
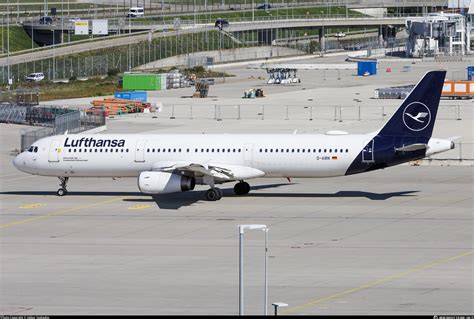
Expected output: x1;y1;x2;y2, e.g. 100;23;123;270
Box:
92;19;108;35
74;20;89;35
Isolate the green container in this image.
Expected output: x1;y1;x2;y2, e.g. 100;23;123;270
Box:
122;73;162;91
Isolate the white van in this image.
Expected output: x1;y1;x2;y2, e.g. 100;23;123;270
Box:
25;72;45;82
128;7;144;18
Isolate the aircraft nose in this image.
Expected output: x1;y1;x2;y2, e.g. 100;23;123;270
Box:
13;153;26;172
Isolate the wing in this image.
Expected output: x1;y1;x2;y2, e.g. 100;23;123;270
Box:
151;161;265;181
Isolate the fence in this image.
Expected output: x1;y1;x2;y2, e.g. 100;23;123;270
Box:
159;103;468;122
0;104;105;150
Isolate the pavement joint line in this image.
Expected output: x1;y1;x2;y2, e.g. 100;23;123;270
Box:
1;175;38;182
281;249;474;314
0;196;127;229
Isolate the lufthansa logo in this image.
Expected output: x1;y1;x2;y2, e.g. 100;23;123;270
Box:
402;102;431;132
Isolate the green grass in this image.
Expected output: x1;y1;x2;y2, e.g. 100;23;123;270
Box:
20;76;118;101
0;26;38;52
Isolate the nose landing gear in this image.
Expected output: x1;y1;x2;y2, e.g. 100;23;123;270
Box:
57;177;69;196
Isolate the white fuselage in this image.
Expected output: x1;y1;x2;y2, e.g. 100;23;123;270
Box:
14;133;376;179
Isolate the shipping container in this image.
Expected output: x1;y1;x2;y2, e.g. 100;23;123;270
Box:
357;61;377;76
114;91;148;102
442;81;474;99
467;66;474;81
122;73;162;90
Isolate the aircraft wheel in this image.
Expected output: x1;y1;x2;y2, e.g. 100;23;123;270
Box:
205;188;222;201
234;182;250;195
57;188;67;196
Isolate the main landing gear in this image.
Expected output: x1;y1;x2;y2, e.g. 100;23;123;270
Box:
204;181;251;201
57;177;69;196
234;181;250;196
205;187;223;201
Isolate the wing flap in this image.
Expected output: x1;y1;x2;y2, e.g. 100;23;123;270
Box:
151;161;265;180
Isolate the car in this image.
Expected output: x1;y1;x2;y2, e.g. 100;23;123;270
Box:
25;72;45;82
68;17;81;23
39;16;53;24
335;32;346;38
214;18;229;30
256;3;272;9
127;7;144;18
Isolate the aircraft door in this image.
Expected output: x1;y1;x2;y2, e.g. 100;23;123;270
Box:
48;140;61;162
134;139;146;162
244;143;253;166
362;139;375;163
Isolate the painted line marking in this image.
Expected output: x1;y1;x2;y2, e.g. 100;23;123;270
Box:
281;250;474;314
0;197;126;229
19;203;46;209
128;204;152;210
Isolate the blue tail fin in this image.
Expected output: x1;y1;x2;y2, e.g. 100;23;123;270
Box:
378;70;446;138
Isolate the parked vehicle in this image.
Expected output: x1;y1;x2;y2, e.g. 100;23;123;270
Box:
127;7;144;18
215;18;229;30
256;3;272;9
25;72;45;82
335;32;346;38
39;16;53;24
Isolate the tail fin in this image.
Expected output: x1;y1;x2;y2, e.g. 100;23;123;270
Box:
378;70;446;138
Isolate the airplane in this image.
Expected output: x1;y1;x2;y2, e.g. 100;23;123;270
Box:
13;70;455;201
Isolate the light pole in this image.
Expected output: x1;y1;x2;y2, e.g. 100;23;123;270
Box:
7;0;11;86
52;28;55;81
238;224;268;316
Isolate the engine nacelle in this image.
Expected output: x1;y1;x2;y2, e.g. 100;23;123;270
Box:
138;171;195;194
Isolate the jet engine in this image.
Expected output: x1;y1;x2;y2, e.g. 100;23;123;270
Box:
138;171;195;194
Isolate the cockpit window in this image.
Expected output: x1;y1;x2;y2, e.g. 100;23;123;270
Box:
34;146;38;153
28;146;34;152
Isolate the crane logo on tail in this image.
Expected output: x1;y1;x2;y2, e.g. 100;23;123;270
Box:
403;102;431;131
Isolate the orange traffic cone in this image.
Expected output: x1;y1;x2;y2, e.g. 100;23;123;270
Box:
386;67;392;73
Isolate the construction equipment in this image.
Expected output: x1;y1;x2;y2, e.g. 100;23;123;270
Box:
194;80;209;98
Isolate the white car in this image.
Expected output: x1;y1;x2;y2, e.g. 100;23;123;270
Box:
25;72;45;82
335;32;346;38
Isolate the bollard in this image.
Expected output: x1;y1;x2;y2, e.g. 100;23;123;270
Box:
214;104;217;120
456;105;461;120
339;107;343;122
217;105;222;121
285;105;289;120
261;105;265;120
190;105;193;120
358;105;361;121
334;106;337;121
170;105;175;119
238;105;241;120
459;142;462;160
309;106;313;121
382;105;386;118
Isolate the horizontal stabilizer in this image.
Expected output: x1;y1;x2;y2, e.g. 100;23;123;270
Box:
395;143;427;152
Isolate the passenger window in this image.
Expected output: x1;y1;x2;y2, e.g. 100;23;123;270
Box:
34;147;38;152
147;149;150;152
195;148;198;152
275;149;278;153
227;148;231;152
105;149;107;152
324;149;327;153
286;149;289;152
79;149;82;152
297;149;300;153
270;149;273;153
84;149;87;153
222;149;225;152
68;149;71;153
187;149;189;152
116;149;119;152
302;149;305;153
212;149;215;152
121;149;123;152
74;149;77;152
126;149;129;152
346;149;349;153
291;149;294;153
168;149;172;152
217;149;220;153
238;149;241;152
335;149;337;153
100;149;103;152
340;149;343;153
233;149;236;152
95;149;98;153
